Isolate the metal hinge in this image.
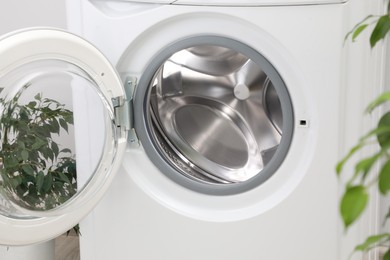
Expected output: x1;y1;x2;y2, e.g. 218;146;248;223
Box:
112;76;139;147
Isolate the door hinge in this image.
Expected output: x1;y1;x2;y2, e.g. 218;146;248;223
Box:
112;96;131;128
112;76;139;147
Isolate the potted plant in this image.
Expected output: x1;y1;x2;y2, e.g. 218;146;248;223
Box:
338;3;390;258
0;83;78;259
0;83;77;212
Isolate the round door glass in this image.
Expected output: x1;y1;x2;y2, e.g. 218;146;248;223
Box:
0;59;115;218
139;37;294;194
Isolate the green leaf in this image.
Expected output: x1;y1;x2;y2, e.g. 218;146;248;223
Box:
384;248;390;260
340;185;368;228
355;233;390;251
344;15;374;44
42;174;53;193
4;157;19;168
366;92;390;113
60;148;72;154
21;150;28;161
34;93;41;101
7;176;23;189
28;150;39;164
64;114;73;124
383;207;390;226
359;125;390;143
26;101;37;109
379;160;390;194
355;153;381;181
51;142;59;158
21;165;35;176
18;141;25;149
59;118;68;132
336;143;364;176
387;0;390;13
23;194;40;208
49;119;60;134
377;112;390;148
70;224;81;236
370;15;390;48
19;108;29;121
352;24;369;41
31;138;45;150
36;171;45;193
59;172;71;184
41;147;52;161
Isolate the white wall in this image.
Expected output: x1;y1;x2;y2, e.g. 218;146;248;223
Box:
0;0;66;34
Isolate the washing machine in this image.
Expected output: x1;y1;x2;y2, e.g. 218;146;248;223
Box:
64;0;387;259
0;0;385;259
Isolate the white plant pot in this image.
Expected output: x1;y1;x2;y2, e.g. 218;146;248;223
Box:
0;240;55;260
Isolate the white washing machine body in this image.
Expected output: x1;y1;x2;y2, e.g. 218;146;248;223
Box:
60;0;387;259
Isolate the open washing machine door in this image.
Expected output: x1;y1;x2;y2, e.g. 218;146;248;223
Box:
0;28;127;245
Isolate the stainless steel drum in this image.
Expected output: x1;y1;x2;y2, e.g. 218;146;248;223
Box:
136;37;294;194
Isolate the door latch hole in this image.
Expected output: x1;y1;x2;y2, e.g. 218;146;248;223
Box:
299;120;308;127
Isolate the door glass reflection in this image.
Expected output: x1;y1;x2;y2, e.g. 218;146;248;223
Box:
0;60;106;218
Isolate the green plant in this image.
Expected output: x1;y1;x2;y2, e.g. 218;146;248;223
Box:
0;83;77;211
337;4;390;258
344;3;390;48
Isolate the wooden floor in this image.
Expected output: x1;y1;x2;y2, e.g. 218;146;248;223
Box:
55;232;80;260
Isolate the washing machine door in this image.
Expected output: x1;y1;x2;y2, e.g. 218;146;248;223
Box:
0;28;127;245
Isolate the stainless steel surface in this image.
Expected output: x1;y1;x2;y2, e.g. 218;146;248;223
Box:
170;46;248;76
263;78;283;134
149;45;284;184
